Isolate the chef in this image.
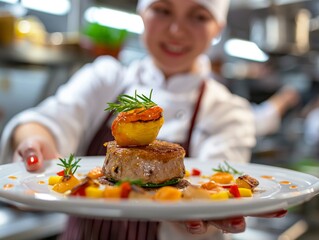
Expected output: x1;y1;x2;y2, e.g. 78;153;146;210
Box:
0;1;280;239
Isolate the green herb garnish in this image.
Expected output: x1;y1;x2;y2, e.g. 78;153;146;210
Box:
141;178;181;188
105;89;157;113
213;161;243;175
109;178;181;188
57;154;81;177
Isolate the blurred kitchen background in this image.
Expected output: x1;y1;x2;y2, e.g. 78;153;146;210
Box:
0;0;319;239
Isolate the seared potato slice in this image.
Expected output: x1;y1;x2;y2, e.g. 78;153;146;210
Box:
236;175;259;190
112;106;164;146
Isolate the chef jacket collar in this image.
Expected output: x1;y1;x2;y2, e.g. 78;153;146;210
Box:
138;55;211;92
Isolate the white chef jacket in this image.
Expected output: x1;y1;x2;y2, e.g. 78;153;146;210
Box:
304;108;319;146
0;55;255;164
252;101;281;137
0;55;256;240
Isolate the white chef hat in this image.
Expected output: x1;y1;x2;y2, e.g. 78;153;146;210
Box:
137;0;230;25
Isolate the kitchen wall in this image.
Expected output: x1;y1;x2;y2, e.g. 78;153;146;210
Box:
0;65;49;132
1;0;319;146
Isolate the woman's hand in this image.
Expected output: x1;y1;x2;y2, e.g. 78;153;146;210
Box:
12;123;60;171
184;217;245;234
184;209;288;234
13;136;60;171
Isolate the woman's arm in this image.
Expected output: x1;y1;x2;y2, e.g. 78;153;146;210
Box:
0;56;126;165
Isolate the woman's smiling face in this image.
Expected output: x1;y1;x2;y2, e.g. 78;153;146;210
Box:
141;0;222;78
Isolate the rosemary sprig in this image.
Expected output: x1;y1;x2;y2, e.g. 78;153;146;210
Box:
213;161;243;175
105;89;157;113
57;154;81;177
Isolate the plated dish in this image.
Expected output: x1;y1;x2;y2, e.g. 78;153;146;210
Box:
0;157;318;220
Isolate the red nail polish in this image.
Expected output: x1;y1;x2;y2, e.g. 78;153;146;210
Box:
26;155;39;166
275;210;287;218
230;219;243;226
188;223;201;228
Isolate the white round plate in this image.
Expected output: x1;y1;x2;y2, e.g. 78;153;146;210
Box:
0;157;318;220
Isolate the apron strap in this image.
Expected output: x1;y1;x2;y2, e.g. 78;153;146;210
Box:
182;80;206;157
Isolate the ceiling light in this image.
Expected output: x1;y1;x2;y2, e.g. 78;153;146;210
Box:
224;38;269;62
21;0;70;15
84;7;144;34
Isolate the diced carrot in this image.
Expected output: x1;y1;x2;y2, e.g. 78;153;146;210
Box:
120;182;132;199
201;181;219;190
210;172;234;184
103;186;121;199
153;186;182;201
87;167;104;179
52;175;81;193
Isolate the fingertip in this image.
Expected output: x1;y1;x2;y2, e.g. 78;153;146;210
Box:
251;209;288;218
276;210;288;218
208;217;246;234
185;221;207;234
13;150;23;163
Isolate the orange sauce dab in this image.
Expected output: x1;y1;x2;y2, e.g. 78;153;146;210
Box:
25;189;36;195
3;183;14;190
279;181;291;185
8;176;17;180
261;175;275;180
114;106;163;123
290;185;298;189
38;180;46;184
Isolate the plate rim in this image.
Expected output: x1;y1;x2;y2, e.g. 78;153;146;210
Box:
0;157;319;220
